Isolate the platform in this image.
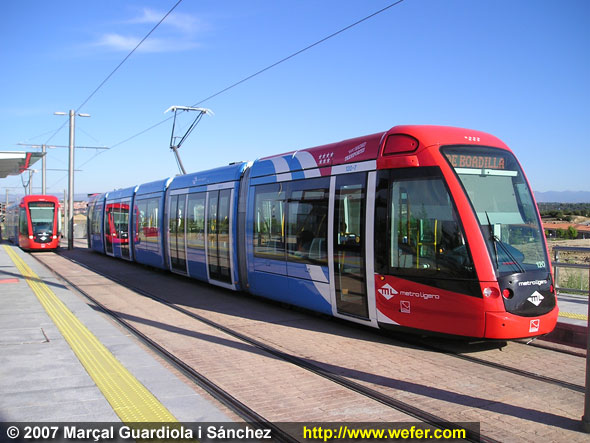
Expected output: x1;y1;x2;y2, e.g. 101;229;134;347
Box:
0;242;231;423
544;293;589;349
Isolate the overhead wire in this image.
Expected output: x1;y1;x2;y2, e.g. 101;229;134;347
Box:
191;0;406;107
46;0;185;189
78;0;407;169
74;0;185;115
44;0;185;146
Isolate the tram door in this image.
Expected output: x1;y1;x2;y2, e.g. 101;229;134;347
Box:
104;203;114;256
120;198;131;260
169;194;187;273
333;172;368;319
207;189;232;284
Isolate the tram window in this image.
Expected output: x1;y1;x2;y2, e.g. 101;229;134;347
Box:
137;198;160;251
187;193;206;249
137;200;147;245
218;190;231;251
286;178;329;265
92;204;102;235
147;198;159;232
29;203;55;234
19;208;27;234
254;183;285;259
389;177;474;278
217;189;232;281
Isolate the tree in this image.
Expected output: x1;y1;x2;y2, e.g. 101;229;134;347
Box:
567;226;578;239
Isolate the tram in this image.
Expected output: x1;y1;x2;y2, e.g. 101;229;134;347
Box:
87;125;558;339
5;195;61;250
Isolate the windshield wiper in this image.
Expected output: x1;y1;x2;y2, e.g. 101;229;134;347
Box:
493;236;526;274
485;211;499;269
485;211;525;274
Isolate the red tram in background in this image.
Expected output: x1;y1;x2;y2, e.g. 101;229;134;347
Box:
103;202;139;256
104;202;130;246
5;195;61;250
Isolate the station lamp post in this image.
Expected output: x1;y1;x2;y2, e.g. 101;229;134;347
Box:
54;110;90;250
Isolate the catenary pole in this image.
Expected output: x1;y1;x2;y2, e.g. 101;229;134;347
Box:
55;110;92;249
42;144;46;194
68;110;75;250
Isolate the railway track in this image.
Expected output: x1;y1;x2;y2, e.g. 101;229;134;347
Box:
62;250;585;395
514;338;587;358
396;336;586;394
36;251;494;443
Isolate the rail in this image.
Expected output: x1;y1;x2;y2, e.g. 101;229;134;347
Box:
553;246;590;296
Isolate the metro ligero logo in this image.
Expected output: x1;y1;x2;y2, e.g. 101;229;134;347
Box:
378;283;398;300
527;291;544;307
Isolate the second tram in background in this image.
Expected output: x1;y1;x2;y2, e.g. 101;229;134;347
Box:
87;125;558;340
5;195;61;250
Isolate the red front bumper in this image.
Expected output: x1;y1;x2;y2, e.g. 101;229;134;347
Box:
485;306;559;339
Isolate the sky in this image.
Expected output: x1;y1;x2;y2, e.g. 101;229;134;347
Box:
1;0;589;201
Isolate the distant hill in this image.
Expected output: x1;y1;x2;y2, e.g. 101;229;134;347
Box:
535;191;590;203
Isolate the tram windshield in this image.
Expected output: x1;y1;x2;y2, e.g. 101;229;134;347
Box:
443;146;548;276
28;202;55;234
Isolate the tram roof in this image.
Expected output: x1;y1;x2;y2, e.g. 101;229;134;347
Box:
249;125;510;179
106;185;137;200
389;125;509;150
168;162;247;191
251;132;385;179
136;177;173;196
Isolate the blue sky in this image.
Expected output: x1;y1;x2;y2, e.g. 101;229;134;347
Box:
1;0;588;199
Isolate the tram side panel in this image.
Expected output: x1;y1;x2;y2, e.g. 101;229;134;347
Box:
132;178;172;270
88;194;106;253
285;176;332;315
5;204;19;245
183;190;208;281
161;165;244;289
244;165;333;315
104;186;136;261
133;192;167;269
372;162;487;337
245;177;289;305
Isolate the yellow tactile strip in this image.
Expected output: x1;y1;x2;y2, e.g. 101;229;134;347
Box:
4;245;178;423
558;311;588;321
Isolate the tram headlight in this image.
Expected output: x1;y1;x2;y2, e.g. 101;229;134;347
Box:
29;235;34;239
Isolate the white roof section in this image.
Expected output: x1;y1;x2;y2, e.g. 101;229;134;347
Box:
0;151;44;178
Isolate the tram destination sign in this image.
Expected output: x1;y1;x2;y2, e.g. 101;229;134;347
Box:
445;153;506;170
